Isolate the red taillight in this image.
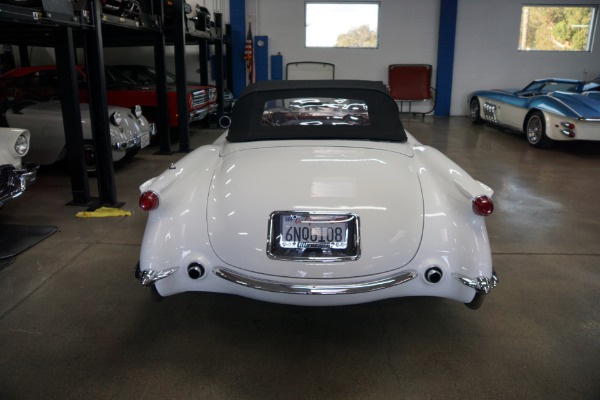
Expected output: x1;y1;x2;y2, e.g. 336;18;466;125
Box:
139;191;159;211
472;195;494;216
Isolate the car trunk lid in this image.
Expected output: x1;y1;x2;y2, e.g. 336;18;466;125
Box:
206;144;423;279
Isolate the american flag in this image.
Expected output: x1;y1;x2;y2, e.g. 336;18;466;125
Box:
244;22;254;84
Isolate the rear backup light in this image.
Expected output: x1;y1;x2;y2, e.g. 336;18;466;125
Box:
472;195;494;216
560;122;575;130
139;191;159;211
559;122;576;138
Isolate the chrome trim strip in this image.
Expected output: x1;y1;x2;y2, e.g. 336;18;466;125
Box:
452;269;499;294
213;267;418;295
140;267;179;286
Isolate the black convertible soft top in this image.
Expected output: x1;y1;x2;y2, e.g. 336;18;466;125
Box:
226;80;407;143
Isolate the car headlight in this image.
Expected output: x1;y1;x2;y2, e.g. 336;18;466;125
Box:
132;105;142;119
14;134;29;156
110;111;123;126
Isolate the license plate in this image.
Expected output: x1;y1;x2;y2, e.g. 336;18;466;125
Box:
280;214;348;249
140;133;150;148
268;212;360;261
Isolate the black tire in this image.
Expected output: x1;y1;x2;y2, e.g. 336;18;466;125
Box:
469;97;484;124
123;146;140;161
465;293;486;310
525;111;553;148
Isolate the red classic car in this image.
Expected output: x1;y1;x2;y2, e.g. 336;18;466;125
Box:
0;65;216;128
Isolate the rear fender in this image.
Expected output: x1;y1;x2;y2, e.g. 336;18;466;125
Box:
528;96;578;119
412;143;494;280
139;146;221;292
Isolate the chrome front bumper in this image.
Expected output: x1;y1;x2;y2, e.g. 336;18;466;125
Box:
0;163;38;206
113;125;155;151
189;105;215;123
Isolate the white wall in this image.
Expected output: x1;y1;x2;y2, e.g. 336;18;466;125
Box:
452;0;600;115
249;0;439;82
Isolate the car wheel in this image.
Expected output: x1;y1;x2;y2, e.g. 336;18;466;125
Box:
525;111;553;148
121;0;143;20
83;142;97;174
469;97;483;124
465;293;486;310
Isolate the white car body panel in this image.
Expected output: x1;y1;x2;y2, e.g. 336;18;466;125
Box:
137;80;497;308
207;142;423;278
139;133;494;306
4;101;152;165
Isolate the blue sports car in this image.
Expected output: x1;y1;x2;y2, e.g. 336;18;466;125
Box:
469;78;600;148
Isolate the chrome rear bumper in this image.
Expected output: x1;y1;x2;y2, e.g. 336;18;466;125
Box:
213;267;418;295
452;269;499;294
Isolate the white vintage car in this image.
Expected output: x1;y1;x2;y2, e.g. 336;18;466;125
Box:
135;80;498;309
0;127;37;207
3;100;155;172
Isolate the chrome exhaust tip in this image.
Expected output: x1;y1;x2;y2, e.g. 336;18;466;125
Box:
425;267;443;284
187;263;205;280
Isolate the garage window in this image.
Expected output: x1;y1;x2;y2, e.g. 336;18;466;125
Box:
518;5;597;51
305;2;379;48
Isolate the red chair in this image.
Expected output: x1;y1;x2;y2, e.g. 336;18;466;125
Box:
388;64;436;117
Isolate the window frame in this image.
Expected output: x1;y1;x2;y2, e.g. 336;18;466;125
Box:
304;1;380;49
518;4;598;52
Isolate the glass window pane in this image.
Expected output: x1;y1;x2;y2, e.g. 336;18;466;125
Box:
306;2;379;48
519;5;597;51
262;97;370;126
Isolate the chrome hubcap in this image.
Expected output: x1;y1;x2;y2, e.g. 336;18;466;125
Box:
527;116;542;143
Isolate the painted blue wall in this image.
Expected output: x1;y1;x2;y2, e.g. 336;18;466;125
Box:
229;0;459;111
254;35;269;81
435;0;458;116
229;0;246;98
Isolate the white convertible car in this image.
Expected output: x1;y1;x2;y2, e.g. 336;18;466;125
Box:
0;127;37;207
135;80;498;309
3;99;155;172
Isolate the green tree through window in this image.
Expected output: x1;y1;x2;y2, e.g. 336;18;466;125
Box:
519;5;596;51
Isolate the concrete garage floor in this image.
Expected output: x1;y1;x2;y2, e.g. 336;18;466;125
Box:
1;117;599;399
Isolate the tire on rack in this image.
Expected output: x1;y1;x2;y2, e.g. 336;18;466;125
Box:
121;0;144;21
469;97;484;124
525;110;553;149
